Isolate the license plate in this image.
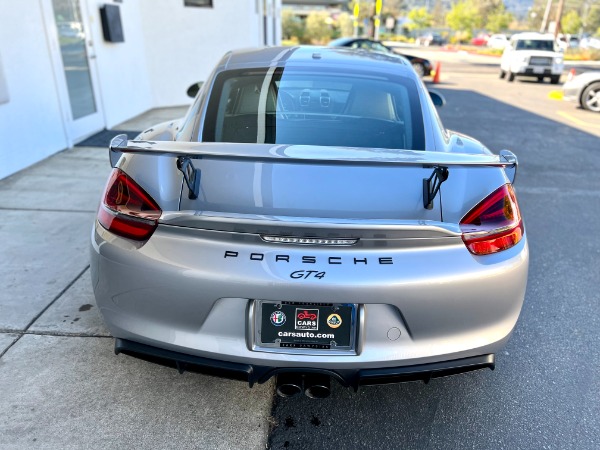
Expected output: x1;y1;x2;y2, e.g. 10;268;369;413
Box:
256;301;356;351
533;67;544;74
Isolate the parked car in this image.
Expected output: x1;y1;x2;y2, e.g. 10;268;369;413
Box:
471;33;489;46
563;71;600;112
580;37;600;50
568;36;580;48
92;46;528;398
328;37;433;77
500;32;564;84
487;34;508;49
416;32;446;46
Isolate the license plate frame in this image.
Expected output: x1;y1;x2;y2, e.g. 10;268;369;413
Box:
253;300;358;354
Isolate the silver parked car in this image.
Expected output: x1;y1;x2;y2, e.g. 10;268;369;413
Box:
91;47;529;398
563;71;600;112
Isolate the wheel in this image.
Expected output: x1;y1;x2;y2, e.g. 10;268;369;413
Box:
537;76;544;83
550;75;560;84
499;70;506;79
581;82;600;112
507;71;515;82
411;62;425;78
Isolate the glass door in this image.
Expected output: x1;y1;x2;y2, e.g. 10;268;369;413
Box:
44;0;105;144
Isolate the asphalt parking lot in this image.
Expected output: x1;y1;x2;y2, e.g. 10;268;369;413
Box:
1;53;599;449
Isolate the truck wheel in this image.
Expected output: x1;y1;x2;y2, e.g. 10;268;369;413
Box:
550;75;560;84
499;70;506;79
507;72;515;82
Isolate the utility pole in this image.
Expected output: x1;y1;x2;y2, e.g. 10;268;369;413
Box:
353;1;360;38
540;0;553;33
373;0;383;41
554;0;565;39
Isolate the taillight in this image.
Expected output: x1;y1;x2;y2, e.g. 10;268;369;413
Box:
460;184;523;256
97;169;161;241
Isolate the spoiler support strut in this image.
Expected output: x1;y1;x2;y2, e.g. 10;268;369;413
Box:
423;166;449;210
177;157;201;199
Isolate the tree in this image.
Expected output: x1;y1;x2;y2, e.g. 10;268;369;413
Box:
562;10;582;35
408;7;433;31
305;11;333;44
486;5;514;33
382;0;404;17
446;1;481;34
474;0;505;20
336;12;354;38
432;0;446;27
282;10;304;41
584;5;600;34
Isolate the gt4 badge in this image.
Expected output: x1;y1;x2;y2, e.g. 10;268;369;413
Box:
290;270;325;279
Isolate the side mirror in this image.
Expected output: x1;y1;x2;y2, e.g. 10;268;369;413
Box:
186;81;204;98
428;89;446;107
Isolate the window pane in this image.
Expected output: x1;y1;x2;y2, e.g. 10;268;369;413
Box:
202;68;425;151
184;0;212;7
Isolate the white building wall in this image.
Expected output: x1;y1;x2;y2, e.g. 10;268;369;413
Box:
0;0;281;180
84;0;154;129
0;0;69;180
139;0;264;108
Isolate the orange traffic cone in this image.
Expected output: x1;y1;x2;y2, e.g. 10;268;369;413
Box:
433;62;441;84
567;68;576;82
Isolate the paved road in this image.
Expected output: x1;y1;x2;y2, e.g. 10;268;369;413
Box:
268;56;600;449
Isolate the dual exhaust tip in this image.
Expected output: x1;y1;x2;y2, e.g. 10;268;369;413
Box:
276;373;331;399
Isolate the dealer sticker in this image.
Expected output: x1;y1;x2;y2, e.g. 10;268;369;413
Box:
295;308;319;330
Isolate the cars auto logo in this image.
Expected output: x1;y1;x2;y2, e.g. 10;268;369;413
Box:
327;314;342;329
270;310;286;327
295;309;319;330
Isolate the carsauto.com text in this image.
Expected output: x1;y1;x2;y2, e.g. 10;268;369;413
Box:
277;331;335;339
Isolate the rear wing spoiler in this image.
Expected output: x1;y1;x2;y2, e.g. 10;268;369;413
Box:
109;135;518;209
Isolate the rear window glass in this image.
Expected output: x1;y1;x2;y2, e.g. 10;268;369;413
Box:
201;67;425;151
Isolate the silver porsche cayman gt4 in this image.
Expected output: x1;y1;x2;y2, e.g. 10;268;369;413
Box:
90;46;528;398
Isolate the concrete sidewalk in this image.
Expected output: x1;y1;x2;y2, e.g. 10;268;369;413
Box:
0;108;273;449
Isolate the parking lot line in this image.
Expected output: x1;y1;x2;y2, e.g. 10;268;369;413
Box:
556;110;600;129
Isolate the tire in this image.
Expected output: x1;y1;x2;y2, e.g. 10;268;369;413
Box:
499;70;506;79
550;75;560;85
581;82;600;112
507;71;515;82
411;62;425;78
537;76;544;83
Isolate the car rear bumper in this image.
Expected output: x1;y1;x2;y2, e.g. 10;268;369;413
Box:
115;337;496;389
91;220;528;371
511;63;562;76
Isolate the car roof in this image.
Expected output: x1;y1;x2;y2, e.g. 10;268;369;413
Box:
511;32;555;41
220;46;413;76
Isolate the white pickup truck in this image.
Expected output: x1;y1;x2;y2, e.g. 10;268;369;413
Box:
500;32;564;84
